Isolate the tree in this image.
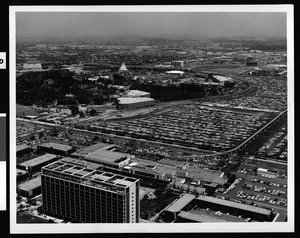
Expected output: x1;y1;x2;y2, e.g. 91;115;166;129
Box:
154;186;165;197
89;109;97;116
92;136;100;142
38;132;44;138
79;111;85;118
69;105;80;115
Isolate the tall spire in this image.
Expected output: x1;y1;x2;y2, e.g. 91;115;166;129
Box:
119;63;128;71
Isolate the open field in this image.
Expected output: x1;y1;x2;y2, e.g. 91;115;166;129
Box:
17;104;39;117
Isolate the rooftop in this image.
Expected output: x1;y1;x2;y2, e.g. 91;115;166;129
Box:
178;211;229;223
71;142;112;157
84;150;132;165
61;157;102;170
166;194;196;213
39;142;73;152
128;157;176;175
42;159;138;193
213;75;233;82
196;195;271;216
17;144;30;152
20;153;57;168
166;70;185;75
118;97;155;104
127;90;150;97
18;176;41;191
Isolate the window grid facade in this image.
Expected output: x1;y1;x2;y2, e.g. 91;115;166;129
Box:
41;160;139;223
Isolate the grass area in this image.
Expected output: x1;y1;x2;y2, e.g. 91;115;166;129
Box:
17;104;38;117
17;212;49;223
140;191;179;219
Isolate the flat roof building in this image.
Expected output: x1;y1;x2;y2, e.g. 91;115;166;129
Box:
71;143;113;158
195;195;272;221
17;176;41;198
19;153;58;172
84;150;133;169
118;97;155;110
166;194;196;214
41;159;140;223
38;142;75;156
17;144;33;157
177;211;231;223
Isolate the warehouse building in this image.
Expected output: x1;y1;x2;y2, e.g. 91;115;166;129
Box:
38;142;75;156
17;169;29;182
71;142;113;158
257;168;279;178
84;150;133;169
164;194;196;221
17;176;42;198
117;97;155;110
18;153;58;172
17;144;33;157
195;195;273;221
176;210;245;223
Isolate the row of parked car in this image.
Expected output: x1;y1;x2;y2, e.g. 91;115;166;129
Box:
234;190;287;207
243;183;286;198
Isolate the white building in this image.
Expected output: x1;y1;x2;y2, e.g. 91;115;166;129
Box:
127;90;150;98
118;97;155;110
22;63;42;70
213;75;234;85
257;168;278;178
166;70;185;76
171;60;185;68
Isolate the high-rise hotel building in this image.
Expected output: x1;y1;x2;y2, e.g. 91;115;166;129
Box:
41;158;140;223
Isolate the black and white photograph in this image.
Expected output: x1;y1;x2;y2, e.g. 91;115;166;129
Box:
9;5;294;233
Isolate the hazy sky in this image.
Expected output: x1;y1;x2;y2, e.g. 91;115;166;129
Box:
16;12;287;39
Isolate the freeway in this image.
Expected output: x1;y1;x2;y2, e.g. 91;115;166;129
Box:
228;110;287;163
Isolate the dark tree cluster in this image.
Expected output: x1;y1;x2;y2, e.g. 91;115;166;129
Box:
130;81;222;101
16;70;116;106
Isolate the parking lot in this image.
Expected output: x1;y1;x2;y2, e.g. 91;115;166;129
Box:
91;103;275;151
221;173;287;210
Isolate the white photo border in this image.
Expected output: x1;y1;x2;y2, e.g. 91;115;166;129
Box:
10;4;294;233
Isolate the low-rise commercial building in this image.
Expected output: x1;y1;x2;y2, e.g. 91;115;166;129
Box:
84;150;132;169
18;153;58;172
17;144;33;157
195;195;273;221
17;176;41;198
257;168;278;178
117;97;155;110
38;142;75;156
